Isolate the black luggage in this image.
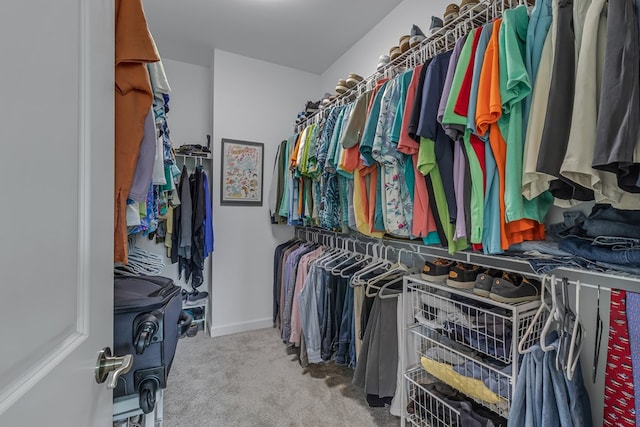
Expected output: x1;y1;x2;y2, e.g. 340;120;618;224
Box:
113;275;192;413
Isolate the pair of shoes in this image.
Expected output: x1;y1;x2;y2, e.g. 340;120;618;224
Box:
489;273;541;303
459;0;480;14
444;3;460;25
410;24;426;48
446;263;481;289
389;45;402;61
377;54;390;72
399;35;410;53
295;111;307;125
335;79;349;94
421;259;480;289
346;73;363;88
429;16;444;36
185;290;208;306
320;92;332;108
186;323;199;338
305;100;319;115
473;268;502;297
421;258;454;282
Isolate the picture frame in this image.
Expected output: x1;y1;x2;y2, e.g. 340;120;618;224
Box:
220;138;264;206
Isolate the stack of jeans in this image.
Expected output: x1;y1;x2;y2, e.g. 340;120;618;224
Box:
508;336;592;426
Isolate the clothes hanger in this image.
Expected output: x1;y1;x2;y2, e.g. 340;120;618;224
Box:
518;274;553;354
566;280;585;381
351;250;391;288
364;247;410;288
539;275;562;352
592;285;603;383
330;239;360;274
555;277;571;371
367;274;404;299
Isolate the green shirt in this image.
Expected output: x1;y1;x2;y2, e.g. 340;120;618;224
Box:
417;137;469;253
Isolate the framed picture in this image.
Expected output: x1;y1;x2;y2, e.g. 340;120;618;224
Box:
220;138;264;206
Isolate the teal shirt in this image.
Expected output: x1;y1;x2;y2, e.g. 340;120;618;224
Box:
497;6;552;224
360;81;389;166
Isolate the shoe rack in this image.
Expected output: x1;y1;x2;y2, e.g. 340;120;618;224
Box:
400;275;545;425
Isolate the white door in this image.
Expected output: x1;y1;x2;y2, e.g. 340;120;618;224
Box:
0;0;116;425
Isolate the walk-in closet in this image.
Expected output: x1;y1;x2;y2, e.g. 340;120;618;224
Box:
3;0;640;425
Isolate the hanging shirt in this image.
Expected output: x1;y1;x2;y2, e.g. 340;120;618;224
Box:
498;6;553;224
361;81;390;166
443;31;478;242
593;0;640;192
114;0;160;264
523;0;553;132
559;0;640;209
417;51;457;225
476;18;544;251
399;63;436;239
450;29;485;246
536;0;595;203
372;77;412;237
417;52;468;252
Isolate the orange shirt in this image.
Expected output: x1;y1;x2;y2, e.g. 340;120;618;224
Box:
476;19;544;250
114;0;160;264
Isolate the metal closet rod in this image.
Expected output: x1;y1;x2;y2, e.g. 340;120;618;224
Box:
295;0;530;133
293;226;640;293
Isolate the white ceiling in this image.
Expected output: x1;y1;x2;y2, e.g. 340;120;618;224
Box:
143;0;404;74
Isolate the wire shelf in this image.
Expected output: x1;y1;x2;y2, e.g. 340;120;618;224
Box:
407;279;541;364
410;326;512;418
405;368;461;427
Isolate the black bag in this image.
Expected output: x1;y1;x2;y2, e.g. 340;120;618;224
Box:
113;275;192;413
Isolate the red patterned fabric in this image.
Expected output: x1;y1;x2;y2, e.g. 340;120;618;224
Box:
604;289;636;427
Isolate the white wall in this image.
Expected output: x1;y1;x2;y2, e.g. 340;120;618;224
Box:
161;58;212;146
320;0;450;94
211;49;321;336
137;58;213;298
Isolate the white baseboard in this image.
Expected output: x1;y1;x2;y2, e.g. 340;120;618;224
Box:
210;317;273;337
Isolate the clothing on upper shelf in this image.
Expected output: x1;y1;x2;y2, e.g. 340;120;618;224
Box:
274;0;640;259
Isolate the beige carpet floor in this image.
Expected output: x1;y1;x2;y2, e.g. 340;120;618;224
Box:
163;327;401;427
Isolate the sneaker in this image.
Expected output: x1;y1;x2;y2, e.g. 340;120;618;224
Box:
346;73;364;88
409;24;427;48
335;79;349;94
473;269;501;297
459;0;480;14
377;54;390;72
422;258;454;282
186;323;199;338
185;290;208;306
489;273;541;303
429;16;444;36
444;3;460;25
446;263;481;289
399;35;410;53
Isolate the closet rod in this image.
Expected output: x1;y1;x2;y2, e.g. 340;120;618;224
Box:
295;0;530;133
294;226;640;293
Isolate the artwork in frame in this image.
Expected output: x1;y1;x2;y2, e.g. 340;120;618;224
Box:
220;138;264;206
